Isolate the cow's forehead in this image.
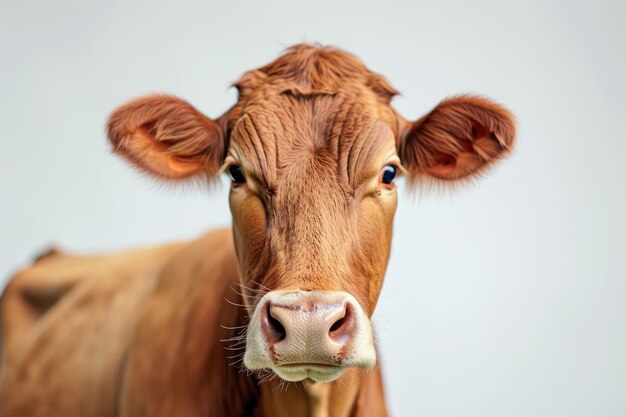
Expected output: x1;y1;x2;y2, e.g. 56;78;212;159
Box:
225;44;398;136
227;90;397;193
222;45;400;192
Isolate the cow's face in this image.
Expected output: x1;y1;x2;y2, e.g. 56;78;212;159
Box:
225;81;399;382
107;45;515;383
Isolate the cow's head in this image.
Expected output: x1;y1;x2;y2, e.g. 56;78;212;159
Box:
107;45;515;383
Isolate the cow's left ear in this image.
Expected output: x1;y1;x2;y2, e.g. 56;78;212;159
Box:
398;96;516;181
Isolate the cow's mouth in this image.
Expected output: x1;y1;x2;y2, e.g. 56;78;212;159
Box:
272;363;346;383
280;362;341;369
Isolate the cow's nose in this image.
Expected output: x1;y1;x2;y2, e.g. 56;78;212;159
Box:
244;291;376;380
259;296;356;359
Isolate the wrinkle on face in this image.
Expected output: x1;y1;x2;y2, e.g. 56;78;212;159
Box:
227;67;400;315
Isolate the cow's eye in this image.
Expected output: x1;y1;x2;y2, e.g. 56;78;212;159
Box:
381;165;397;185
229;165;246;184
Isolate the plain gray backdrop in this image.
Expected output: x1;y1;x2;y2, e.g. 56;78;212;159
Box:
1;0;625;416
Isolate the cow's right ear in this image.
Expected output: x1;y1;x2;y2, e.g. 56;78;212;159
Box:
107;95;224;180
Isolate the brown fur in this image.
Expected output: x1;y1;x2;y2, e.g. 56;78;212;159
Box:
398;95;516;182
0;44;516;417
108;95;225;179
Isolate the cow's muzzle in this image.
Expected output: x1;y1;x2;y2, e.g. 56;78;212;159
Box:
243;291;376;382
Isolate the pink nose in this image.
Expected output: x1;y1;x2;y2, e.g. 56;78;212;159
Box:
259;294;357;362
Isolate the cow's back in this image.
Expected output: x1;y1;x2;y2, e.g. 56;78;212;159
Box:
0;229;238;417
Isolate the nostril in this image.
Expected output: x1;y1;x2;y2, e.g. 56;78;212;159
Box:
329;316;345;332
268;312;286;342
263;303;286;343
328;303;356;343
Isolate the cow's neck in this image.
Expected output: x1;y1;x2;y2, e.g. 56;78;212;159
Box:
215;277;382;417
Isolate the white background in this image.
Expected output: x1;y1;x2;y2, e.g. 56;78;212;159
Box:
1;1;625;416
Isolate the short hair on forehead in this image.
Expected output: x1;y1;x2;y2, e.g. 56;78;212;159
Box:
233;44;399;102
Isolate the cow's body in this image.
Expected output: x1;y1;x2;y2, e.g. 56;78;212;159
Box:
0;230;386;417
0;44;515;416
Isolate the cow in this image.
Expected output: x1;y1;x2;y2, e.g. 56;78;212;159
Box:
0;44;516;417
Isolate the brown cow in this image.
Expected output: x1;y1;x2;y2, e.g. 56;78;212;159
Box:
0;44;515;417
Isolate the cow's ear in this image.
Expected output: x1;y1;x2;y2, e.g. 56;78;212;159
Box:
398;96;516;182
107;95;224;180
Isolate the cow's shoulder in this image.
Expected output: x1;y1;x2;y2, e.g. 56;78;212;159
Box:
0;228;238;417
119;228;258;417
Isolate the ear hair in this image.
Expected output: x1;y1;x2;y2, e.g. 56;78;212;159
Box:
399;95;516;185
107;95;224;180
